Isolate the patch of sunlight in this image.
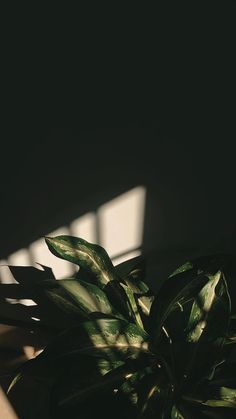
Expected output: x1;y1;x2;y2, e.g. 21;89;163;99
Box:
8;248;31;268
0;261;15;284
98;186;146;259
0;386;18;419
1;186;146;307
29;226;76;279
70;212;97;242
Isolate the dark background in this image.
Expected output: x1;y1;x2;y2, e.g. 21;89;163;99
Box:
1;1;236;283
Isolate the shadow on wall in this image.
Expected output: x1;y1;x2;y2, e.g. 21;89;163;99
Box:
1;166;236;298
0;186;146;304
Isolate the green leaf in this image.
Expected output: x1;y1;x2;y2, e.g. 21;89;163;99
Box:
150;272;210;343
115;255;146;281
119;273;154;318
50;357;138;419
207;362;236;388
186;271;231;343
59;363;133;406
48;278;123;319
169;261;194;278
75;266;97;283
45;236;117;287
114;256;152;310
44;285;87;317
203;387;236;409
136;371;173;419
45;236;136;320
224;335;236;346
171;271;230;386
122;276;150;295
60;318;149;358
15;318;150;381
184;386;236;409
171;404;185;418
137;295;154;317
7;373;23;394
120;276;154;315
201;408;236;418
96;358;125;376
169;254;233;279
149;270;230;385
120;283;144;329
118;370;144;404
102;280;137;321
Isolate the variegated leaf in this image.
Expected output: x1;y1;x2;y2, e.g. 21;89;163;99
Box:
22;318;149;370
169;261;194;278
186;271;230;343
51;278;123;319
171;405;185;418
8;318;150;396
137;295;154;317
120;275;154;318
116;264;154;319
150;272;210;343
183;386;236;409
45;236;117;287
70;318;149;358
120;283;144;329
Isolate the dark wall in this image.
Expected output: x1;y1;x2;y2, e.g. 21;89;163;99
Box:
1;1;235;282
1;125;235;266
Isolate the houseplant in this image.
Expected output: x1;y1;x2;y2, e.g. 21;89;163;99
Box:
1;236;236;418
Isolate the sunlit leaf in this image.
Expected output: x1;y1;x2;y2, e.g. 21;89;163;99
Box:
136;370;173;419
57;318;149;358
47;278;123;319
186;271;230;343
119;272;154;319
15;318;150;378
122;276;150;295
120;283;144;329
150;272;209;343
184;385;236;409
169;261;194;278
5;238;236;418
171;404;185;418
120;276;154;316
45;236;117;287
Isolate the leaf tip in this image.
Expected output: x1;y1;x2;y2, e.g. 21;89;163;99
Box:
45;236;54;245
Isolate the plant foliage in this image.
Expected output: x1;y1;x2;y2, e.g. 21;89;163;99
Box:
1;236;236;418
